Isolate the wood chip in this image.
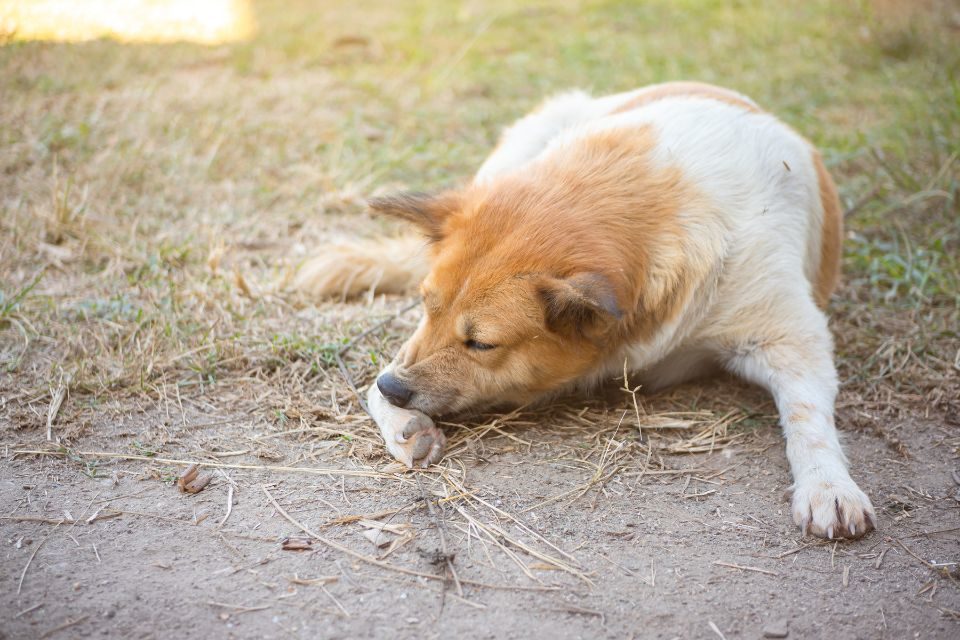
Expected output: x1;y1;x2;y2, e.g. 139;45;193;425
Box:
177;464;212;493
281;537;313;551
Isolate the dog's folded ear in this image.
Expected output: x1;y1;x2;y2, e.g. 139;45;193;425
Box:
536;272;623;336
367;191;460;242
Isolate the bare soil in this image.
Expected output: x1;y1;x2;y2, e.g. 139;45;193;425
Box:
3;376;958;640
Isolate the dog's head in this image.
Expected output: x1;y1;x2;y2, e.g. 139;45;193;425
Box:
369;187;626;416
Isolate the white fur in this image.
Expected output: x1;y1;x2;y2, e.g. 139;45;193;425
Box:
473;88;873;537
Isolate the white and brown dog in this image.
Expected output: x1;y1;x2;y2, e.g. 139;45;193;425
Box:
298;82;876;539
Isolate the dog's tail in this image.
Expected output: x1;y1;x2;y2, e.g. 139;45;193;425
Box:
292;234;428;299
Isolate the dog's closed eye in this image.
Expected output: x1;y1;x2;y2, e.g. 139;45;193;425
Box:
465;339;496;351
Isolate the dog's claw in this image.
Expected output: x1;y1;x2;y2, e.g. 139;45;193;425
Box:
792;476;875;540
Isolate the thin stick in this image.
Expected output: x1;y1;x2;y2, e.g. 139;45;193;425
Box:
321;585;350;617
443;472;583;568
218;484;234;529
765;543;815;559
902;527;960;539
46;375;66;442
1;515;75;525
14;603;44;618
875;547;889;569
334;299;420;417
39;615;88;639
713;560;779;576
893;538;935;569
260;485;551;592
18;521;64;594
416;474;464;601
15;450;395;480
206;602;269;614
708;620;728;640
622;359;645;440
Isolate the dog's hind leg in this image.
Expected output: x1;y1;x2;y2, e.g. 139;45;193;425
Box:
715;301;876;539
292;234;428;300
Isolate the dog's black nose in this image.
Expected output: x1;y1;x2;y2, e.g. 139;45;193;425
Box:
377;372;412;407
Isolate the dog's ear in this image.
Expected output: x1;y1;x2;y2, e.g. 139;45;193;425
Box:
536;272;623;336
368;191;459;242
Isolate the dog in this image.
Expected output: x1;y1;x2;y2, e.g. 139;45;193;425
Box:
297;82;876;539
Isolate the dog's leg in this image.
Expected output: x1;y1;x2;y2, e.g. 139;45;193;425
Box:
718;308;875;539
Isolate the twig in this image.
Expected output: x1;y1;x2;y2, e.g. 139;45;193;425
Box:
38;615;88;639
442;472;586;573
260;485;551;592
46;373;66;442
1;515;75;525
321;585;350;617
548;605;606;623
708;620;728;640
765;543;815;559
333;299;420;417
206;602;270;614
218;484;234;529
416;474;464;605
334;352;369;416
903;527;960;539
875;547;889;569
893;537;935;569
14;603;44;618
713;560;779;576
621;359;645;440
15;449;395;480
18;520;65;594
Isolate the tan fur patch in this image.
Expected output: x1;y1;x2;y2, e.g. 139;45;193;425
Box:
811;151;843;308
389;127;702;414
610;81;762;115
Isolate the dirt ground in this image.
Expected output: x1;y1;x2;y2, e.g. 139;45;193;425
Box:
2;1;959;638
3;375;959;639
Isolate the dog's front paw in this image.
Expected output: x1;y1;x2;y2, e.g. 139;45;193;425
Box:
388;412;446;469
792;475;876;539
367;384;446;469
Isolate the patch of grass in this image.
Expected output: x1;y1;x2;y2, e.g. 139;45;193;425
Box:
0;0;957;431
847;232;959;307
0;269;44;319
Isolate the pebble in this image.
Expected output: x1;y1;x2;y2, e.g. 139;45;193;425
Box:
762;619;789;638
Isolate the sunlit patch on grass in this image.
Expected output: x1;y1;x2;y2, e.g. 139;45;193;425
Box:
0;0;255;44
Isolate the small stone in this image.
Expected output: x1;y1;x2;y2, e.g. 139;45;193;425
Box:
762;619;789;638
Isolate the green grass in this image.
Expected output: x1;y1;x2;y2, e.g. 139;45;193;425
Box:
0;0;957;420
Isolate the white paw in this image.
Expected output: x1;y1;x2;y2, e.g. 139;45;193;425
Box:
792;475;876;539
367;384;446;468
389;412;446;469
